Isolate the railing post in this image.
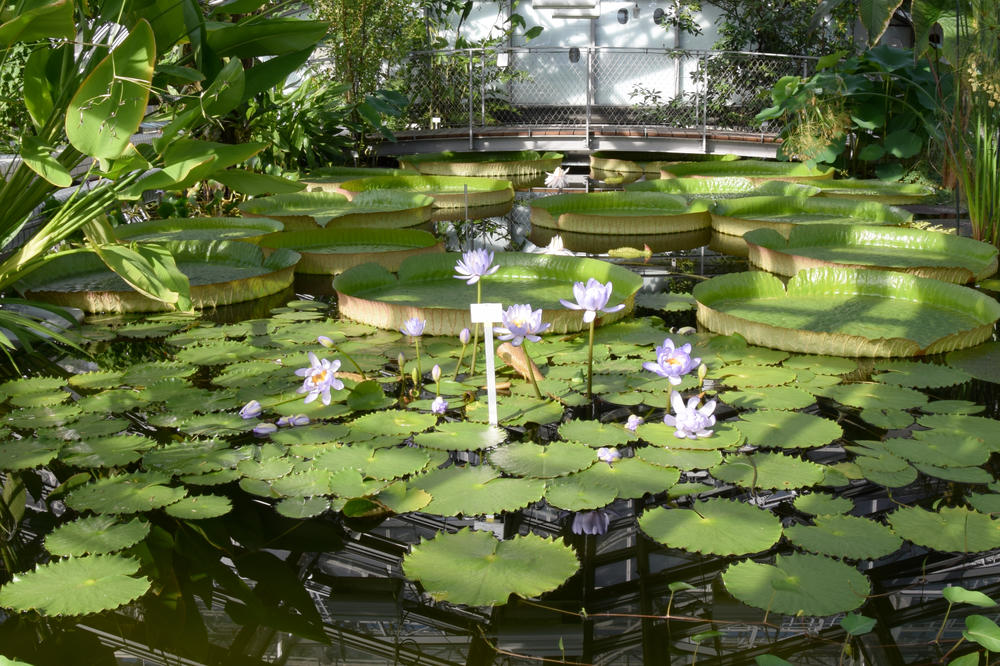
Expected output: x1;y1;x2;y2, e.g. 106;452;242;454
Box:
586;47;593;149
468;48;474;149
481;48;487;127
700;53;708;153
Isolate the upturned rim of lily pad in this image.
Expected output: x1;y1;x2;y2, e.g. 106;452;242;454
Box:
258;227;445;275
530;191;710;235
334;251;642;335
335;174;515;208
395;150;564;177
711;195;913;238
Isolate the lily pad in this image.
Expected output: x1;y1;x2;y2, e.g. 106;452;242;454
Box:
571;457;680;499
466;396;565;426
163;495;233;519
558;420;635;448
237;190;433;230
922;400;985;415
65;472;187;514
59;434;157;468
716;365;798;388
946;341;1000;383
711;452;825;489
45;515;150;557
639;499;782;555
0;439;61;471
712;195;909;238
258;227;444;275
636;446;723;470
637;421;743;450
402;528;578;607
917;414;1000;447
889;505;1000;553
694;269;1000;357
722;553;870;616
544;476;618;510
413;421;507;451
793;492;853;515
0;555;151;616
720;386;816;410
275;496;331;519
883;432;991;467
858;408;913;430
115;216;284;242
815;383;928;410
411;466;545;517
783;514;902;559
735;411;842;449
530;191;710;235
397;150;563;177
872;361;970;388
349;410;437;438
489;441;596;478
337;173;514;208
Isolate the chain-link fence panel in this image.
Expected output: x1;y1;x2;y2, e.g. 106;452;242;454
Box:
399;48;815;134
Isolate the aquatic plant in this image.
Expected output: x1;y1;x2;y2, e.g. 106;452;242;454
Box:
454;249;498;374
663;391;717;439
561;278;624;397
643;337;700;386
295;352;344;406
495;304;551;398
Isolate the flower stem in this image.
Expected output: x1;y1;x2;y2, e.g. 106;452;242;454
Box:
522;341;543;399
453;341;469;380
414;339;423;384
470;281;483;374
586;318;595;399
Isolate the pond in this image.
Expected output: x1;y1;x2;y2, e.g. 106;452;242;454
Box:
1;175;999;666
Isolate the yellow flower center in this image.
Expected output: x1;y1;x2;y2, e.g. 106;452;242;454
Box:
309;369;327;385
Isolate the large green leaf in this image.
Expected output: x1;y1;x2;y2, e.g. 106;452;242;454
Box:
402;528;579;607
205;18;329;57
735;411;842;449
0;0;74;46
489;441;596;478
45;515;150;557
889;506;1000;553
859;0;905;46
711;452;825;489
722;553;870;616
0;555;150;616
639;500;782;556
20;136;72;187
89;242;193;312
65;20;155;159
65;472;187;514
783;514;902;559
410;466;544;517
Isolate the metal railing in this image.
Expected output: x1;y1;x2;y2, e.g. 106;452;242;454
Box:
395;47;816;139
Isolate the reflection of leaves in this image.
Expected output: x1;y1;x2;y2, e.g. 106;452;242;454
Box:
402;528;579;607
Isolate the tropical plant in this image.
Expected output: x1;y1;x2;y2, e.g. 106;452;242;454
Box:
0;1;329;362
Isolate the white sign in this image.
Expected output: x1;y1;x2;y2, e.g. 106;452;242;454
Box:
470;302;504;426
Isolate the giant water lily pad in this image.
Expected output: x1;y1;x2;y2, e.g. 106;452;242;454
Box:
530;192;710;235
745;225;998;283
712;196;910;238
402;528;578;606
783;514;902;559
722;553;870;616
626;176;816;199
659;159;834;182
639;499;782;555
334;252;641;335
396;150;563;177
18;241;300;313
694;268;1000;357
237;190;433;231
889;506;1000;553
590;151;740;174
0;555;151;616
812;179;936;204
258;228;444;275
571;457;680;498
336;174;514;209
115;217;284;243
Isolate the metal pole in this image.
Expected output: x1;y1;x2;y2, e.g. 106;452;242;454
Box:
481;48;486;127
468;48;474;149
700;53;708;153
586;47;593;149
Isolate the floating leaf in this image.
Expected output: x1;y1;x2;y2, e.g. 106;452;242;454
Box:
142;439;246;475
722;553;870;616
9;390;68;408
237;456;293;481
717;346;790;366
59;434;156;468
275;496;330;519
943;586;997;608
0;555;151;616
637;422;743;450
783;514;902;559
402;528;579;607
270;469;334;497
735;411;842;449
175;412;254;437
572;457;679;499
815;383;928;410
793;492;853;516
66;472;187;514
782;355;857;375
720;386;816;410
872;361;970;388
639;499;782;555
637;446;722;471
889;506;1000;553
467;395;564;426
412;466;545;517
946;341;1000;383
636;292;696;312
917;414;1000;449
68;370;125;390
0;439;60;471
716;365;797;388
373;482;432;514
558;420;634;448
45;516;150;557
914;463;993;484
163;495;233;519
349;410;437;438
544;476;618;510
5;405;81;428
75;389;146;414
841;614;877;636
711;452;825;489
0;376;65;395
121;360;196;386
856;454;917;487
413;421;507;451
923;400;985;415
489;441;596;478
859;407;913;430
883;432;990;467
968;494;1000;514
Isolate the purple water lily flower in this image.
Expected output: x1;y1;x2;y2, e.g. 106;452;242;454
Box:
643;338;701;386
253;422;277;437
431;396;448;415
277;414;310;428
453;249;499;285
400;318;426;338
295;352;344;405
625;414;644;432
459;327;471;344
494;304;551;346
239;400;262;419
597;447;621;465
571;509;610;535
663;391;717;439
560;278;625;324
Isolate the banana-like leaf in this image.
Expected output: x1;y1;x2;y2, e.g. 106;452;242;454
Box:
241;47;313;100
90;243;193;312
859;0;905;46
205;18;329;57
65;20;155;160
127;0;188;55
21;136;72;187
201;57;245;117
912;0;960;63
211;170;305;195
23;43;72;131
0;0;74;46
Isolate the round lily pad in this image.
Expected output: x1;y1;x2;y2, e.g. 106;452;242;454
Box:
889;505;1000;553
466;396;565;426
722;553;870;617
65;472;188;514
142;440;246;476
917;414;1000;448
711;452;826;489
782;355;858;375
411;466;545;517
783;514;903;559
0;439;61;471
720;387;816;410
402;528;579;607
914;464;993;484
349;410;438;438
815;383;928;410
636;446;723;471
163;495;233;519
489;441;596;478
735;411;842;449
922;400;985;415
571;457;680;499
716;365;798;388
639;499;782;555
883;432;991;467
45;515;150;557
0;555;151;616
872;361;970;388
544;475;618;510
858;408;913;430
946;341;1000;383
793;492;853;516
637;422;743;450
59;434;157;468
413;421;507;451
275;496;331;519
558;420;634;448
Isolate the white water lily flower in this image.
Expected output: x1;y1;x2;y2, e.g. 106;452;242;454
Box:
663;391;716;439
544;166;569;189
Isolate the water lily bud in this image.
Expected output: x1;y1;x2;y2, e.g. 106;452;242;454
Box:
697;363;708;384
318;335;335;348
290;414;310;427
431;364;442;382
239;400;262;419
411;367;420;385
460;327;471;345
397;352;406;371
253;422;278;437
